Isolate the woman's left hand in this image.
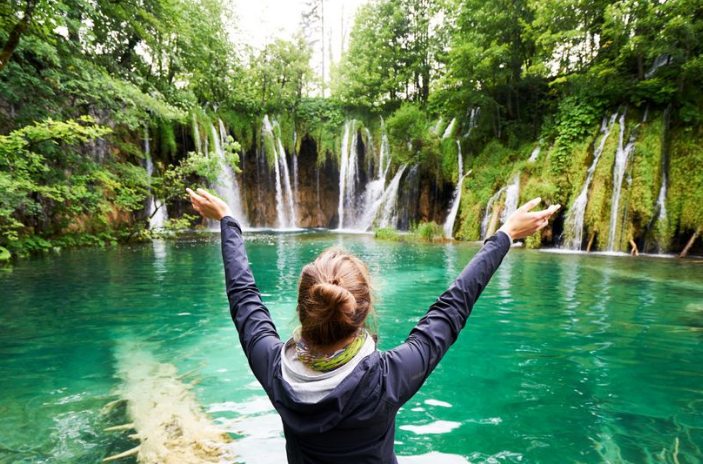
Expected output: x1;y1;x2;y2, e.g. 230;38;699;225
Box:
186;188;233;221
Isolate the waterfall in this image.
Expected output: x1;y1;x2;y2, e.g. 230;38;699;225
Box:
500;174;520;223
262;115;297;229
337;120;360;229
442;118;456;139
655;107;670;226
528;146;541;163
144;129;168;231
481;187;507;239
462;107;480;137
606;112;639;251
192;114;202;154
277;137;297;227
645;54;671;79
443;140;468;239
563;112;619;250
209;120;248;228
376;166;408;229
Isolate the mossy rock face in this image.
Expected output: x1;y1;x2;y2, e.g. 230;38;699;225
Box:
669;126;703;232
584;118;620;250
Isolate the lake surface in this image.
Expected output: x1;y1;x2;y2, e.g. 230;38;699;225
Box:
1;232;702;464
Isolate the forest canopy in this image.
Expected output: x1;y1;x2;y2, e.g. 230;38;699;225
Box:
1;0;702;260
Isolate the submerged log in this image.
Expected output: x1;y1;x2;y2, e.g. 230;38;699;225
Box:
679;229;700;258
104;423;134;432
103;446;140;462
104;342;233;464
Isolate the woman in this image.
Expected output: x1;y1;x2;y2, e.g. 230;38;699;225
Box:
187;187;560;464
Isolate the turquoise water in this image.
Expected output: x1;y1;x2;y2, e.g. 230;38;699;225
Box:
1;233;702;463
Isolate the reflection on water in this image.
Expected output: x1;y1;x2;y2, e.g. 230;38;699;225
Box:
1;233;702;463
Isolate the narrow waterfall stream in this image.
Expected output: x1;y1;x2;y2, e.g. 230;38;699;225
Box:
337;120;356;229
376;166;408;228
563;112;619;250
262;115;297;229
500;174;520;223
606;112;641;251
209;120;248;228
481;187;507;239
443;140;467;238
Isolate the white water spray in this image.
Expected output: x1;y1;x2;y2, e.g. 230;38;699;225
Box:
337;120;360;229
606;112;639;251
262;115;297;229
563;112;619;250
209;121;248;228
500;174;520;224
443;140;468;238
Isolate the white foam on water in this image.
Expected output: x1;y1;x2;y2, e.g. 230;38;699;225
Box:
208;396;274;415
398;451;471;464
424;399;452;408
399;420;462;435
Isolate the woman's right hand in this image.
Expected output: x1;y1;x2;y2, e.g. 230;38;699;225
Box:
186;188;233;221
499;198;560;241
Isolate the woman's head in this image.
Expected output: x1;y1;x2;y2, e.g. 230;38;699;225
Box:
297;248;374;348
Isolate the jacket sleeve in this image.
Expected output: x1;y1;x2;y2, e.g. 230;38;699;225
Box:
220;216;283;394
381;231;512;406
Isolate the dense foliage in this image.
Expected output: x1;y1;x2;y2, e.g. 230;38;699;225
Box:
1;0;702;261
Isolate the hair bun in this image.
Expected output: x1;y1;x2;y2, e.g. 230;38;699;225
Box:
308;282;357;323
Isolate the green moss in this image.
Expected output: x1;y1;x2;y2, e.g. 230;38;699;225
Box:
669;126;703;232
584;118;620;250
158;119;177;157
374;227;400;241
410;221;444;242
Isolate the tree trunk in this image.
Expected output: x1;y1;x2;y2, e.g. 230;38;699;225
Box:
486;204;503;238
629;239;639;256
0;0;37;73
679;228;700;258
586;231;596;252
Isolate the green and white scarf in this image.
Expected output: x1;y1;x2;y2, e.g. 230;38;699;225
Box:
293;327;368;372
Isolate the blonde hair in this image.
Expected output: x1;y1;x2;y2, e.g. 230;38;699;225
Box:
297;247;375;347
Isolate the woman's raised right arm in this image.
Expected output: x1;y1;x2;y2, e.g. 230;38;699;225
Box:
381;198;560;405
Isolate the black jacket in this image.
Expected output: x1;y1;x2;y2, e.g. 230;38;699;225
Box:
220;216;511;464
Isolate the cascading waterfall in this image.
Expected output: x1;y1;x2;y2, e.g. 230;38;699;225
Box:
337;120;360;229
645;54;671;79
144;129;168;231
481;187;507;239
442;118;456;139
528;146;541;163
192;114;202;154
277;136;297;227
262;115;297;229
375;166;408;229
209;120;248;228
563;112;619;250
355;124;399;231
500;174;520;223
443;140;468;238
462;107;480;137
606;111;640;251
